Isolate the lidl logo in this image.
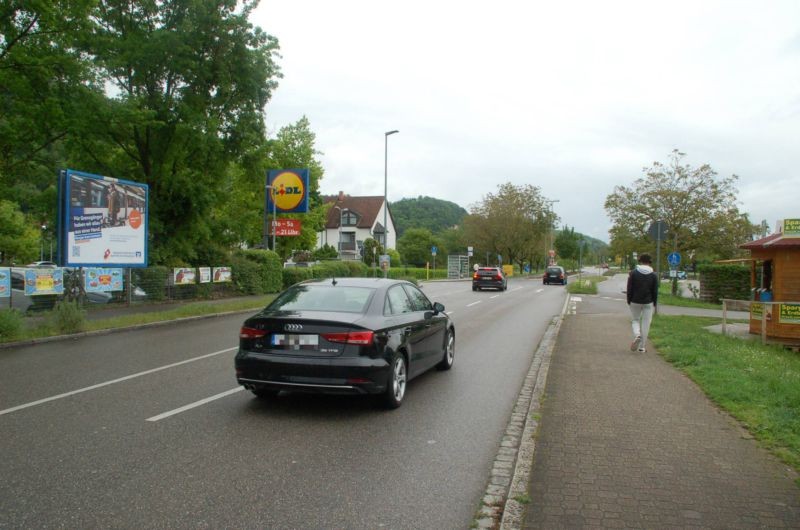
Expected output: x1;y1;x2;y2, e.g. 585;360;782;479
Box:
267;169;309;213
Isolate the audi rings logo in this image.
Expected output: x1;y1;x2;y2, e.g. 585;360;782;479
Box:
284;324;304;332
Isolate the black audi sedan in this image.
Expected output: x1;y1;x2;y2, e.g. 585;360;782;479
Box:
235;278;454;409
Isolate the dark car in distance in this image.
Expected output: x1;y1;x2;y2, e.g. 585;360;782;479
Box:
472;267;507;291
543;266;567;285
235;278;455;409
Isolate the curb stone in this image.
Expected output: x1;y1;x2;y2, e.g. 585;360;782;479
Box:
472;293;569;530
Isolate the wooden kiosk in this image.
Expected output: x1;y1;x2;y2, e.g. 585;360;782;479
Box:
740;218;800;343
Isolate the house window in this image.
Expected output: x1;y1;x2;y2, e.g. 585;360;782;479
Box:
342;211;359;227
340;232;356;251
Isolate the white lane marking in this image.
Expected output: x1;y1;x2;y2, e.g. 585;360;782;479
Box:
146;387;244;422
466;301;482;307
536;289;544;293
490;295;500;299
0;347;237;417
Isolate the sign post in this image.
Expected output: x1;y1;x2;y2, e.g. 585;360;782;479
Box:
648;220;669;314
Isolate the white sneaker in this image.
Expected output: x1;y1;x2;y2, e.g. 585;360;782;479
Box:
637;347;646;353
630;336;641;351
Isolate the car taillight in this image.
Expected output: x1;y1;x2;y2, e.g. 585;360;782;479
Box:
322;331;375;345
473;273;479;280
495;274;502;280
240;326;267;339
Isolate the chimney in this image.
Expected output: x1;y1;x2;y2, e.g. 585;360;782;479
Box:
338;191;344;202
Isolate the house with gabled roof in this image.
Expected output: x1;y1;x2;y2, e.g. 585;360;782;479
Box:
317;192;397;259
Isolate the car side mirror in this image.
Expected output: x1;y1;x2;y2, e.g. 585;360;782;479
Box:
432;302;445;315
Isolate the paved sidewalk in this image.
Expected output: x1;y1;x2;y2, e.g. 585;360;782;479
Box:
522;311;800;529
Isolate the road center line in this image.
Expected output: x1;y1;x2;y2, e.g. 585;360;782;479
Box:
490;295;500;299
467;301;482;307
146;387;244;422
536;289;544;293
0;347;238;417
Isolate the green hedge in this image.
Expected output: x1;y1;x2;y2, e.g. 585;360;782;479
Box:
230;250;283;295
134;266;169;301
697;264;751;303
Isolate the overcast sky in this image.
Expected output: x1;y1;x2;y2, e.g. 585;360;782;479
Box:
251;1;799;242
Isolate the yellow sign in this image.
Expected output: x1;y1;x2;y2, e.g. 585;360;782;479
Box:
779;303;800;324
270;171;306;212
783;218;800;237
503;265;514;277
750;302;763;321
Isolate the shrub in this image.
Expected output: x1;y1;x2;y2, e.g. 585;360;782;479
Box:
0;309;24;341
697;264;751;303
282;267;314;288
231;254;264;295
50;300;86;334
134;266;169;301
238;249;282;293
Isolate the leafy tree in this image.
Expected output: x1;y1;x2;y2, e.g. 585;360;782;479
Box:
554;226;579;260
0;1;96;225
361;238;382;266
463;183;556;271
391;196;467;237
397;228;439;267
67;0;282;265
605;150;756;270
223;116;327;258
0;200;39;264
313;244;338;260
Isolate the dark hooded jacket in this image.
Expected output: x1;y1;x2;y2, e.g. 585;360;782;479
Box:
627;264;658;305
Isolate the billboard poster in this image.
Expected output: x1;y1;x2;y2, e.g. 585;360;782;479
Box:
173;268;196;285
0;268;9;298
212;267;232;283
267;169;309;214
61;169;148;267
199;267;211;283
84;268;124;293
23;268;64;296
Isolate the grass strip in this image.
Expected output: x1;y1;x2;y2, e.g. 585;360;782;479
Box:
650;314;800;477
566;274;605;295
658;283;722;310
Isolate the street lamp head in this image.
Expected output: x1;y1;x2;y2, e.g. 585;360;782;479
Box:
385;130;399;136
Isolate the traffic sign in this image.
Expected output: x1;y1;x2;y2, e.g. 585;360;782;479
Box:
431;246;437;256
648;220;669;241
668;252;681;268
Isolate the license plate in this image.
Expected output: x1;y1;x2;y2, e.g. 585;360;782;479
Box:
271;334;319;347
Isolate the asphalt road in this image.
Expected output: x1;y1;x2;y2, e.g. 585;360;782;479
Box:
0;277;567;529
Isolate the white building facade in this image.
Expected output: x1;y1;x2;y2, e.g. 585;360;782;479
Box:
316;193;397;260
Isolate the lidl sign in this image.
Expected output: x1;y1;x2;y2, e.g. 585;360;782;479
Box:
267;169;309;214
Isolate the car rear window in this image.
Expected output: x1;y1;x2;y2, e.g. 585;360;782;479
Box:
268;285;375;313
547;267;562;274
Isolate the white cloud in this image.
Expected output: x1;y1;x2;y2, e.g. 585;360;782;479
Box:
254;0;800;242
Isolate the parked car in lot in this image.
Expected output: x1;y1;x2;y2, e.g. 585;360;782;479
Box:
235;278;455;409
543;266;568;285
472;267;507;291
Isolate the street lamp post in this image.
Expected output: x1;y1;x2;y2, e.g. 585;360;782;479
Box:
384;130;398;277
544;200;559;267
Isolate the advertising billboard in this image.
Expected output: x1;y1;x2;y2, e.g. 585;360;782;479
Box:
60;169;148;267
269;219;302;236
267;169;309;214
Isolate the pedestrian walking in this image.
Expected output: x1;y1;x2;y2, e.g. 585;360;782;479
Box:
627;253;658;352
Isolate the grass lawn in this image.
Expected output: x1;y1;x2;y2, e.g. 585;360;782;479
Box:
650;314;800;480
566;274;605;295
3;295;276;343
658;282;722;310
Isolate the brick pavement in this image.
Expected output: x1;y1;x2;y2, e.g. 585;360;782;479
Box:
522;311;800;529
